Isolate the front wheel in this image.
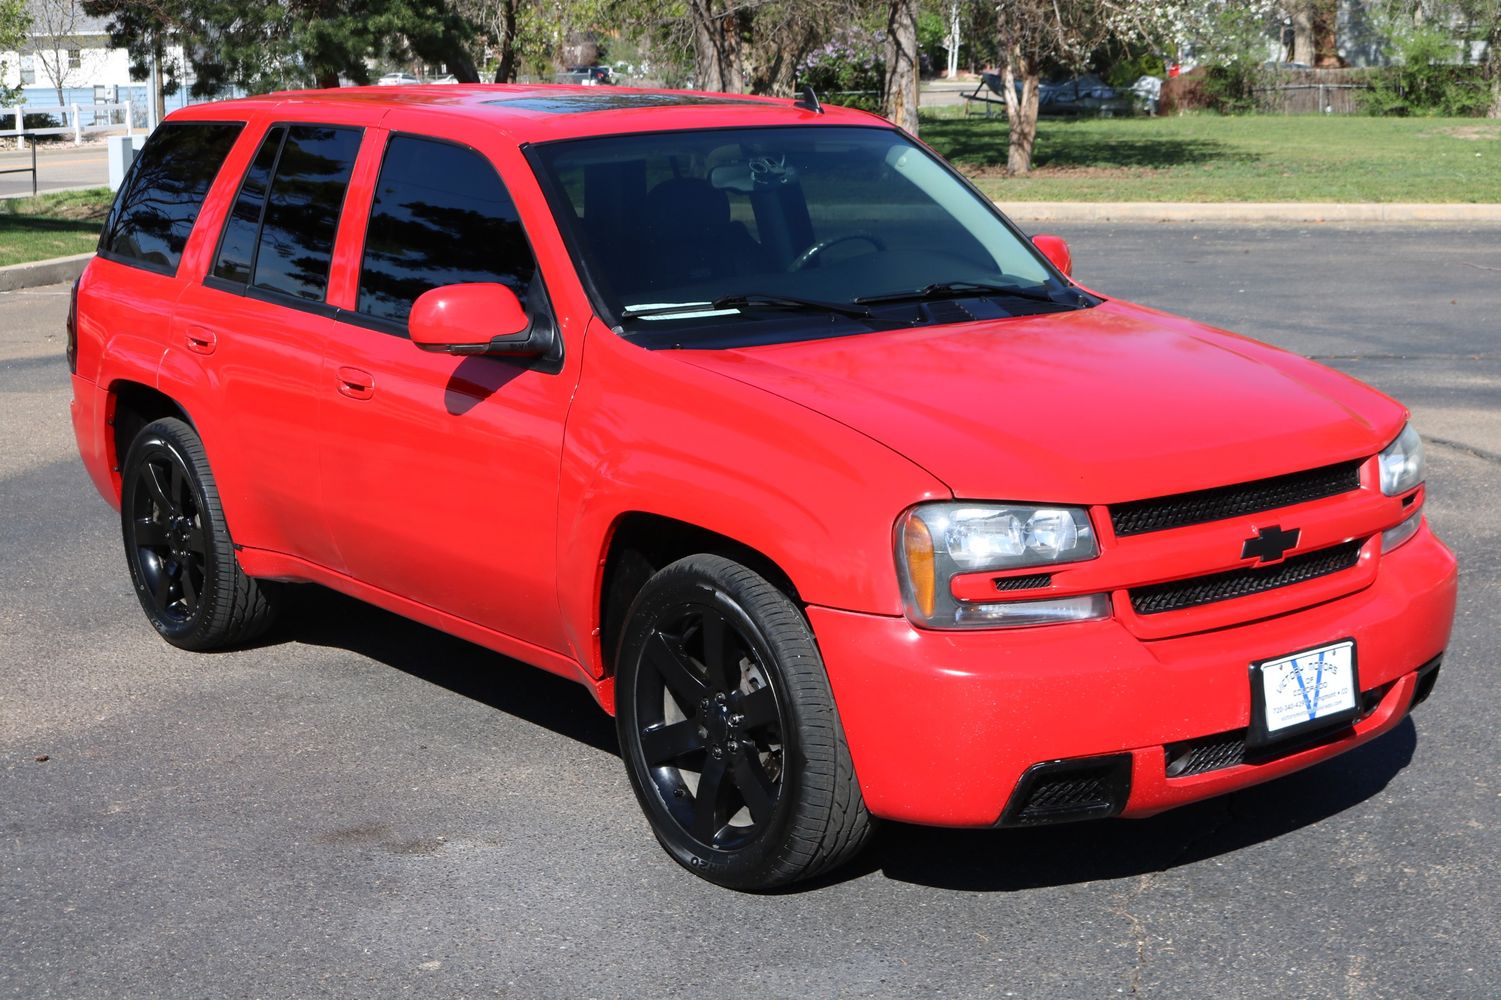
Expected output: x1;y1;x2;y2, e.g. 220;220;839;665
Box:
614;554;873;890
120;417;279;650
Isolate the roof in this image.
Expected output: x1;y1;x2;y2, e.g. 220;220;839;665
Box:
168;84;888;143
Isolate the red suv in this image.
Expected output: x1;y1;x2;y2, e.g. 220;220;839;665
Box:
69;86;1457;890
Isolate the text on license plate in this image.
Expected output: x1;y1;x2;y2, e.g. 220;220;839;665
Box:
1259;640;1357;734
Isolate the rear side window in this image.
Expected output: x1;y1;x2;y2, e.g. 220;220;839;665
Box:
98;120;244;275
357;135;537;326
208;124;362;302
253;126;362;301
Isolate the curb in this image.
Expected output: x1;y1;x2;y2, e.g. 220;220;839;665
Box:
997;201;1501;223
0;252;93;292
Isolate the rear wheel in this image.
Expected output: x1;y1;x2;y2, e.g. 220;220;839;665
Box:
615;554;872;890
120;417;279;650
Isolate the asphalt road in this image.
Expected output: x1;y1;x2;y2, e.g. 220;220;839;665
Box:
0;144;109;198
3;224;1498;999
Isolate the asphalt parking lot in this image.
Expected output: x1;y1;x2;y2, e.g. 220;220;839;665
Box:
3;223;1498;998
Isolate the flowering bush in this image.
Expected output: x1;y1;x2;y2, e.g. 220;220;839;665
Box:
797;28;885;112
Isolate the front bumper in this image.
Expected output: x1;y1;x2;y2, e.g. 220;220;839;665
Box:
811;521;1457;827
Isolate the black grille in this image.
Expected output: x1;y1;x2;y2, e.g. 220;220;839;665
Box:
1110;460;1362;537
1129;541;1362;616
993;572;1052;592
1165;731;1247;777
999;755;1132;827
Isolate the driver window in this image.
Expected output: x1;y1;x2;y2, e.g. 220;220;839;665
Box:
358;135;537;327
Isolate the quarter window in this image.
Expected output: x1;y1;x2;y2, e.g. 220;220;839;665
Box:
98;120;245;275
358;135;536;325
211;125;284;286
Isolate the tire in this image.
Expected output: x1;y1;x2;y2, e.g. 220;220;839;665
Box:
119;417;279;650
614;554;873;890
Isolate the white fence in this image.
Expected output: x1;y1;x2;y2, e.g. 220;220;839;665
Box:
0;102;135;148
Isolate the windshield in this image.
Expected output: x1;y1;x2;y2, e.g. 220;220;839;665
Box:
528;125;1088;346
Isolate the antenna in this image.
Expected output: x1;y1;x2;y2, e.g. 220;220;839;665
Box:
794;85;823;115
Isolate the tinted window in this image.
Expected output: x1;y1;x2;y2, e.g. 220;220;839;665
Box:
211;126;284;286
99;120;244;274
358;135;536;325
252;125;362;301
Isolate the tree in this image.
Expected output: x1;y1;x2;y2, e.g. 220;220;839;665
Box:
994;0;1181;174
688;0;746;91
883;0;919;132
1;0;27;106
29;0;87;108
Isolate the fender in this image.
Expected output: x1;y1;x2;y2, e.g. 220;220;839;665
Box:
556;320;949;677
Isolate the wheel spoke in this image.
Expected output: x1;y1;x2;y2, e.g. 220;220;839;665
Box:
133;518;170;548
691;755;728;844
143;462;173;513
639;719;705;766
735;686;779;734
179;563;198;607
169;461;188;509
184;522;207;556
697;608;740;692
149;564;172;608
645;630;707;708
731;752;777;826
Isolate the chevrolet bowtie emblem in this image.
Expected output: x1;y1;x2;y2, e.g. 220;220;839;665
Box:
1241;524;1301;564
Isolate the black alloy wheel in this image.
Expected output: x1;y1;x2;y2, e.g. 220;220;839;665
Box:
120;418;279;650
615;554;872;890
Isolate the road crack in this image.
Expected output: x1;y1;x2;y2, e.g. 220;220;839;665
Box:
1113;798;1238;994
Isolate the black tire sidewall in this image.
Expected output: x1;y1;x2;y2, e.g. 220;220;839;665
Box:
120;420;225;647
615;558;818;890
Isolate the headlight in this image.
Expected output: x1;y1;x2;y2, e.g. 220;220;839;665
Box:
896;502;1107;629
1378;424;1424;496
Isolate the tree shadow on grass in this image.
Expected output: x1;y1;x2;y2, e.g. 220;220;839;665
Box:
922;118;1259;172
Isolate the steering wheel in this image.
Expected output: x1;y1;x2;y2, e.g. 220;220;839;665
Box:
788;232;888;271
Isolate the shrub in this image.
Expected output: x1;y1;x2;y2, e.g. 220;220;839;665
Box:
1360;25;1490;117
798;28;885;112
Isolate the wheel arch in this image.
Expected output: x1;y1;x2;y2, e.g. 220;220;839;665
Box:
106;380;195;501
596;512;803;686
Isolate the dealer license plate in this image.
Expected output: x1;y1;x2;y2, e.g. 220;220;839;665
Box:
1250;640;1358;747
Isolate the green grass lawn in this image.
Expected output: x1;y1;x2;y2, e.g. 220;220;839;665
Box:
921;111;1501;202
0;188;112;267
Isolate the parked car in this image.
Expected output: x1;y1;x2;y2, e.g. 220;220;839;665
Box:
71;85;1457;890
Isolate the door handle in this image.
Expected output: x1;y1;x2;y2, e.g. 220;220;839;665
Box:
336;366;375;400
185;325;217;355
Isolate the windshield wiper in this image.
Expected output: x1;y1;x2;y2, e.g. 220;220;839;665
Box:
621;293;870;321
854;281;1080;307
711;292;872;319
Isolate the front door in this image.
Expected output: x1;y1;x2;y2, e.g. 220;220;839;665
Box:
317;127;579;653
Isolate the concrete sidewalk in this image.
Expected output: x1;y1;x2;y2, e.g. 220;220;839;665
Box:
1000;201;1501;224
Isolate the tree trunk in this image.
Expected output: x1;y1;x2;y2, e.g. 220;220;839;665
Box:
1001;53;1039;175
883;0;920;134
689;0;743;92
1490;75;1501;119
1292;5;1315;65
316;70;340;89
493;0;519;83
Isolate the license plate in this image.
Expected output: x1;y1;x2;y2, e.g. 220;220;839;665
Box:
1248;640;1359;748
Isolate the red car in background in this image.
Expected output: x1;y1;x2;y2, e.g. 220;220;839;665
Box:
69;85;1456;890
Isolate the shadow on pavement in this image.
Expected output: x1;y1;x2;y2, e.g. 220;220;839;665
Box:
265;584;1419;895
276;584;619;757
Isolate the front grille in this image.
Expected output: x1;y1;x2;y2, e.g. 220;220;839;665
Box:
1129;541;1362;616
1165;731;1247;777
1110;460;1362;537
993;572;1052;592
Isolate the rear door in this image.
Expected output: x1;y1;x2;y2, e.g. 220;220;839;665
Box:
170;119;367;567
317;117;581;652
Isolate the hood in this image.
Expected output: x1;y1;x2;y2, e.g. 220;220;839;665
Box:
674;300;1407;504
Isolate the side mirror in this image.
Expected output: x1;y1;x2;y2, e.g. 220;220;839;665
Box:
409;282;540;357
1031;234;1073;278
